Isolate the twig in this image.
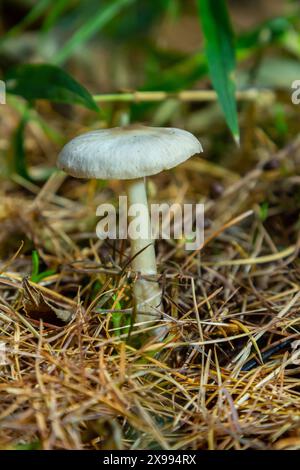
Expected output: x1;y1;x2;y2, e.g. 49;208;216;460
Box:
93;88;274;104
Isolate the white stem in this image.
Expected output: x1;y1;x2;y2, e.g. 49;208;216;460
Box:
126;177;162;323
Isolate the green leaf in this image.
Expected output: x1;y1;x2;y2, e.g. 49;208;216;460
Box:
53;0;137;65
5;63;99;112
196;0;239;143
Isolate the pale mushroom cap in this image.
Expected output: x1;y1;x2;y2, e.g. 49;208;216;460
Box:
57;125;202;179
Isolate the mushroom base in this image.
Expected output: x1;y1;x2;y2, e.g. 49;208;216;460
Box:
133;276;162;325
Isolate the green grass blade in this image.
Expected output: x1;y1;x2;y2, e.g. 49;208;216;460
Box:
31;250;40;281
196;0;239;144
31;249;56;282
53;0;136;65
41;0;70;33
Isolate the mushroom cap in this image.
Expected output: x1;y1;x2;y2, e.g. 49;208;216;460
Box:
57;125;202;179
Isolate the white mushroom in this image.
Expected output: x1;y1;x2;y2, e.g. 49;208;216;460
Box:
57;124;202;325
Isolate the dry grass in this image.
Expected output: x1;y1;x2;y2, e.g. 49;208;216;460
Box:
1;104;300;450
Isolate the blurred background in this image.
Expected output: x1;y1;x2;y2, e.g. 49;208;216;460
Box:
1;0;300;179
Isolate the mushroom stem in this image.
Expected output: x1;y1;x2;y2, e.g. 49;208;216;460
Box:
125;177;161;324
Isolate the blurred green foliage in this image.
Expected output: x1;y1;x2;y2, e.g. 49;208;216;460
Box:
1;0;300;178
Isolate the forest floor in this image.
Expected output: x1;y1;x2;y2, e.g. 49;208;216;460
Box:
0;91;300;450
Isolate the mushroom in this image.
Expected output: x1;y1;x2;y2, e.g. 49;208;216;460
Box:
57;124;202;325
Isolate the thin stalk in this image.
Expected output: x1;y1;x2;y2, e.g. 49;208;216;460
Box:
125;177;161;324
93;88;274;104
